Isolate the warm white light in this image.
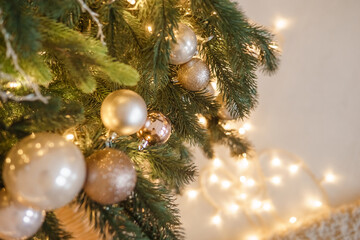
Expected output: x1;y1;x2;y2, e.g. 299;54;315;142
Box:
324;173;336;183
243;123;251;131
209;174;219;183
269;44;279;49
271;157;282;167
246;235;259;240
271;176;282;185
187;190;198;199
223;123;231;130
238;193;247;200
289;217;297;224
275;18;289;31
147;26;153;33
8;82;20;88
289;164;299;174
213;158;222;168
239;128;246;135
239;176;247;183
198;116;207;126
221;180;232;189
237;158;249;169
65;133;74;141
211;215;221;225
228;203;239;213
251;199;262;210
246;178;256;187
127;0;136;4
262;202;272;211
309;200;323;208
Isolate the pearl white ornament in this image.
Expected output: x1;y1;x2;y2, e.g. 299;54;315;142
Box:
169;23;197;65
0;189;45;240
100;89;147;136
3;133;86;210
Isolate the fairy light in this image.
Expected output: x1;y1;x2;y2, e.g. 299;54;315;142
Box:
246;235;259;240
271;157;282;167
209;174;219;183
274;17;289;31
127;0;136;4
213;158;222;168
221;180;232;189
198;116;207;127
239;176;247;183
223;123;231;130
237;158;249;169
251;199;262;210
289;164;299;174
243;123;251;131
228;203;239;213
289;217;297;224
309;199;323;208
7;82;20;88
271;176;282;185
246;178;256;187
147;25;153;33
262;202;272;211
65;133;74;141
238;193;247;200
211;215;221;225
324;173;336;183
187;190;198;199
239;128;246;135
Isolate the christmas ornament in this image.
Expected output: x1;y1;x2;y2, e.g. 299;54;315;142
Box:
177;58;210;91
205;83;216;96
3;133;86;210
0;189;45;240
137;112;172;150
84;148;137;205
216;95;234;120
100;89;147;136
169;23;197;65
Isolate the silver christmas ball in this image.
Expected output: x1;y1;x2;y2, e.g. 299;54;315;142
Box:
0;189;45;240
216;95;234;120
169;24;197;65
101;89;147;136
177;58;210;91
137;112;172;150
3;133;86;210
84;148;137;205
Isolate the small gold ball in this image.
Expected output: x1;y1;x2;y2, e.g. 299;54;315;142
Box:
177;58;210;91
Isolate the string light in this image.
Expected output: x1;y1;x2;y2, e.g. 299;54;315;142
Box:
239;128;246;135
228;203;239;213
187;190;198;199
198;116;207;127
309;199;323;208
147;25;153;33
246;235;259;240
262;202;272;211
271;157;282;167
239;176;247;183
271;176;282;185
237;158;249;169
251;199;262;210
274;17;289;31
209;174;219;183
289;217;297;224
7;82;20;88
211;215;221;225
324;173;336;183
238;193;247;200
65;133;74;141
243;123;251;131
289;164;299;174
213;158;222;168
246;178;256;187
127;0;136;4
221;180;232;189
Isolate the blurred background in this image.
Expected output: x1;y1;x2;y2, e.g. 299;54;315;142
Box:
176;0;360;239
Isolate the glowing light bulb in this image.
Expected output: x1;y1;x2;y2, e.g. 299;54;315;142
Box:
221;180;232;189
213;158;222;168
310;200;323;208
246;235;259;240
243;123;251;130
187;190;198;199
223;123;231;130
147;26;153;33
211;215;221;225
239;176;247;183
239;128;246;135
324;173;336;183
198;116;207;126
262;202;272;211
246;178;256;187
238;193;247;200
289;217;297;224
209;174;219;183
127;0;136;4
271;176;282;185
237;158;249;169
271;157;282;167
289;164;299;174
8;82;20;88
65;133;74;141
274;17;289;31
251;200;262;210
228;203;239;213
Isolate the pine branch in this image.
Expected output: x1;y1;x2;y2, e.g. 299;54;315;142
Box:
30;212;72;240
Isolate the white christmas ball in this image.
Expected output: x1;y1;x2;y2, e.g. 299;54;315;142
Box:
3;133;86;210
169;23;197;65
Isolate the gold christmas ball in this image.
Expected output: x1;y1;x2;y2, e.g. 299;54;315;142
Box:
0;189;45;240
100;89;147;136
216;95;234;120
169;23;197;65
84;148;137;205
177;58;210;91
137;112;172;150
3;133;86;210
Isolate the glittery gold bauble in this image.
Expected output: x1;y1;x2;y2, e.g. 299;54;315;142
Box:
100;89;147;136
216;95;234;120
169;23;197;65
177;58;210;91
3;133;86;210
137;112;172;150
0;189;45;240
84;148;137;205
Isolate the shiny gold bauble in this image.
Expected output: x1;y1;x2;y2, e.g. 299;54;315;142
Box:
3;133;86;210
216;95;234;120
169;23;197;65
84;148;137;205
177;58;210;91
0;189;45;240
100;89;147;136
137;112;172;150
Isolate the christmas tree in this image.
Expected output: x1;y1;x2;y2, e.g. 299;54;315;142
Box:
0;0;279;239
